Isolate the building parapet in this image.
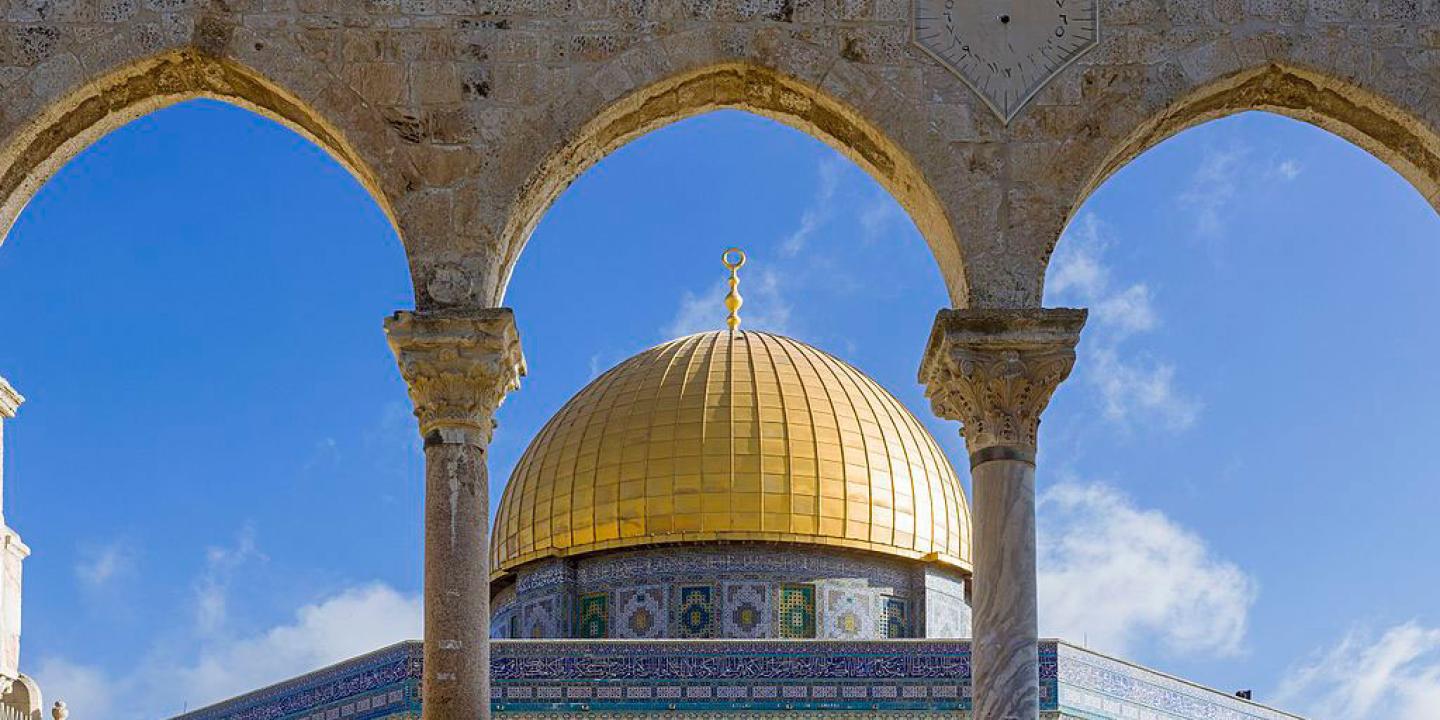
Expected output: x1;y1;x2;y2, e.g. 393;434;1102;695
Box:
170;640;1302;720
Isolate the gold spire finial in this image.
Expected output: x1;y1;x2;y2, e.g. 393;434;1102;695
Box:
722;248;746;332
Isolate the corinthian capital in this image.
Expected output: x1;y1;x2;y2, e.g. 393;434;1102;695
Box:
918;309;1086;463
385;308;526;445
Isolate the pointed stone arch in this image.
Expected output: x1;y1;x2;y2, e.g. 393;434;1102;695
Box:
1083;62;1440;215
492;61;969;308
1022;59;1440;305
0;49;401;245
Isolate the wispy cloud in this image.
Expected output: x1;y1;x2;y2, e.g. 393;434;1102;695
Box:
1088;347;1200;431
74;541;136;589
194;527;265;635
301;437;340;474
1048;213;1156;339
1039;482;1255;658
1276;622;1440;720
780;157;844;257
665;266;794;337
1046;213;1199;431
1272;158;1302;181
1178;145;1245;240
37;527;420;719
37;583;421;719
858;189;900;243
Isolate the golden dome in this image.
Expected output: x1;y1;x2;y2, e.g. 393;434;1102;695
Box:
491;330;972;576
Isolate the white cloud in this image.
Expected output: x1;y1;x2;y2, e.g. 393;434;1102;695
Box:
1094;284;1157;337
1047;213;1156;339
74;542;135;589
1273;158;1302;181
1276;622;1440;720
194;527;265;635
35;658;113;717
780;157;844;257
1088;347;1200;431
1047;223;1110;301
665;266;793;338
301;436;341;473
858;190;900;243
36;582;421;719
173;583;422;712
1038;482;1256;659
1179;145;1244;239
1047;213;1198;430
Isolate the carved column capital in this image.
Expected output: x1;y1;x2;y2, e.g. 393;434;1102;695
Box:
918;309;1086;464
385;308;526;446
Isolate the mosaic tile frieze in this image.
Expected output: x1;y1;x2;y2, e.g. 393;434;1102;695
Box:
575;545;912;591
490;606;519;640
520;595;563;639
920;565;971;639
578;592;610;639
172;642;422;720
778;583;818;638
722;581;773;639
672;585;717;639
175;640;1304;720
1055;643;1301;720
821;584;877;639
516;558;575;595
884;596;909;639
615;585;666;640
500;543;952;639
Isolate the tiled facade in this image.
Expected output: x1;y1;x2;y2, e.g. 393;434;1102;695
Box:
491;544;971;641
171;641;422;720
577;593;609;639
672;585;716;639
170;640;1304;720
615;586;666;640
778;583;818;638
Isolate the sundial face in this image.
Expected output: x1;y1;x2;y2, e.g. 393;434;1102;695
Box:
913;0;1100;124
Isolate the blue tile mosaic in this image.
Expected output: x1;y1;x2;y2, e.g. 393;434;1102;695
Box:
171;640;1304;719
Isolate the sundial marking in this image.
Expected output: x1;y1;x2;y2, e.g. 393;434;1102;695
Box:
913;0;1101;124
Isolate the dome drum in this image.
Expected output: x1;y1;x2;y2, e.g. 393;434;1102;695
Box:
490;545;972;641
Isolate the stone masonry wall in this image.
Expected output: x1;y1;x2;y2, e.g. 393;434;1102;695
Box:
0;2;1434;313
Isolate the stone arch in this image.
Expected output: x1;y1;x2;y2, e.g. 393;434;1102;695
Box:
0;49;400;245
1;674;42;716
494;61;968;307
1082;62;1440;215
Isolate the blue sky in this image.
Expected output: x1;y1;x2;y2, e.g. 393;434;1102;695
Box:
0;100;1437;719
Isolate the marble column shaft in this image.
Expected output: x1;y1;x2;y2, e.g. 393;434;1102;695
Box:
919;308;1085;720
386;309;525;720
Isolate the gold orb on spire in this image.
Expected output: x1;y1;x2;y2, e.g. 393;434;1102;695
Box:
722;247;745;331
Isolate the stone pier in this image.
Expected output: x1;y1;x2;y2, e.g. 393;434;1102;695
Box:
920;309;1085;720
385;309;525;720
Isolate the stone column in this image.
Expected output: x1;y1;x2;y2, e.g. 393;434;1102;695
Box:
0;378;23;526
385;309;526;720
919;309;1085;720
0;378;27;686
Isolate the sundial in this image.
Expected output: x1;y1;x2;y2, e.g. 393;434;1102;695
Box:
913;0;1100;124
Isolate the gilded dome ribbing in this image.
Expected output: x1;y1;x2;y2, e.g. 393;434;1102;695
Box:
491;330;972;576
